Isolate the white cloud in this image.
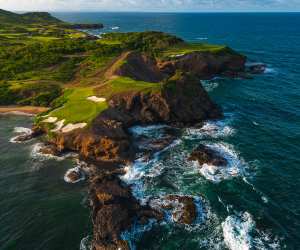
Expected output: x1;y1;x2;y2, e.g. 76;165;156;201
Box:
0;0;299;11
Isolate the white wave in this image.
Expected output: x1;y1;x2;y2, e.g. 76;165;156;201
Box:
9;127;33;143
64;166;86;184
196;37;208;40
147;195;206;233
13;127;32;134
242;177;269;204
129;124;168;138
222;212;280;250
184;120;235;140
80;235;92;250
202;80;219;92
193;143;244;183
264;67;277;74
111;26;120;30
30;143;77;161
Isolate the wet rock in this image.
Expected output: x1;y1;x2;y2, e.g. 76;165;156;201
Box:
247;63;266;74
149;195;198;225
188;144;227;166
89;171;162;250
12;133;34;142
38;144;60;156
64;166;86;183
166;195;197;225
158;50;246;79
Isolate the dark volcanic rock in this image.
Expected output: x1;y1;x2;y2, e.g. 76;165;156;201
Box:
109;51;165;83
158;49;246;79
247;63;266;74
166;195;197;225
89;169;163;250
38;143;60;156
12;133;34;142
188;144;227;166
34;48;248;249
64;167;85;183
150;195;198;225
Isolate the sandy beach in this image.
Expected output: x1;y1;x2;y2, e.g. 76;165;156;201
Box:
0;106;49;115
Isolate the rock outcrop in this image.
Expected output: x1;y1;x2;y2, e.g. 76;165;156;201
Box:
35;48;247;249
107;51;165;82
188;144;227;166
158;49;246;79
89;169;163;250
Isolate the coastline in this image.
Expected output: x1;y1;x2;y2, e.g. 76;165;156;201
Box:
0;106;49;116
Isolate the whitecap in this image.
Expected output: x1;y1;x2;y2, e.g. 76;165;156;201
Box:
80;235;92;250
184;120;235;140
264;67;277;74
13;127;32;134
64;166;86;184
30;143;77;161
129;124;168;138
196;37;208;40
202;80;219;92
193;143;245;183
111;26;120;30
222;212;280;250
9;127;33;143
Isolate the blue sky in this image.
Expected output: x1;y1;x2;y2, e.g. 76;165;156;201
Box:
1;0;300;12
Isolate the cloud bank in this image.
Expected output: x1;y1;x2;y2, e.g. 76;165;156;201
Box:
1;0;299;11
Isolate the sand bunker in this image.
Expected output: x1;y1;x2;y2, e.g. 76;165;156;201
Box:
87;96;106;103
62;123;87;133
51;119;65;133
43;117;58;123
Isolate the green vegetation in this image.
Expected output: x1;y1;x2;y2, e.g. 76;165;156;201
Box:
49;87;108;124
98;77;161;98
0;80;61;106
162;43;227;58
0;9;239;126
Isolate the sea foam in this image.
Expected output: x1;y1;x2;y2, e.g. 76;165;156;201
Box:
9;126;33;143
222;212;280;250
184;120;235;140
193;143;245;183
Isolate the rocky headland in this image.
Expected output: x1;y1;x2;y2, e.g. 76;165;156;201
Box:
10;30;259;249
34;48;246;249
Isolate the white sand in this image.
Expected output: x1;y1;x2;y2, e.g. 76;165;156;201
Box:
87;96;106;103
51;119;65;133
43;117;58;123
62;123;87;133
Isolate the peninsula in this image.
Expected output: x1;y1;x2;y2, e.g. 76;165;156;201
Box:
0;9;259;250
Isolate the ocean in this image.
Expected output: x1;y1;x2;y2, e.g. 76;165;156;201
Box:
1;12;300;249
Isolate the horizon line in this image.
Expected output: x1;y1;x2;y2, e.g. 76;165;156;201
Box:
8;9;300;14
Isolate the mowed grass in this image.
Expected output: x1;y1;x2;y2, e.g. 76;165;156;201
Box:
96;77;162;98
48;77;162;124
162;43;227;58
50;87;108;124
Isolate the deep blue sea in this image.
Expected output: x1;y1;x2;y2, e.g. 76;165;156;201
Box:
1;13;300;249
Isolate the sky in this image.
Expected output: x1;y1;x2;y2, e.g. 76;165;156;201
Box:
1;0;300;12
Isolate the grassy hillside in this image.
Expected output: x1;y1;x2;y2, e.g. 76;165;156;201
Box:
0;9;63;25
0;10;238;127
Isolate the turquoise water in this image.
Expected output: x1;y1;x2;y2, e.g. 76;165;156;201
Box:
1;13;300;249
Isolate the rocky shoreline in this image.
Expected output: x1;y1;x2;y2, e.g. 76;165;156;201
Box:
12;47;267;249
